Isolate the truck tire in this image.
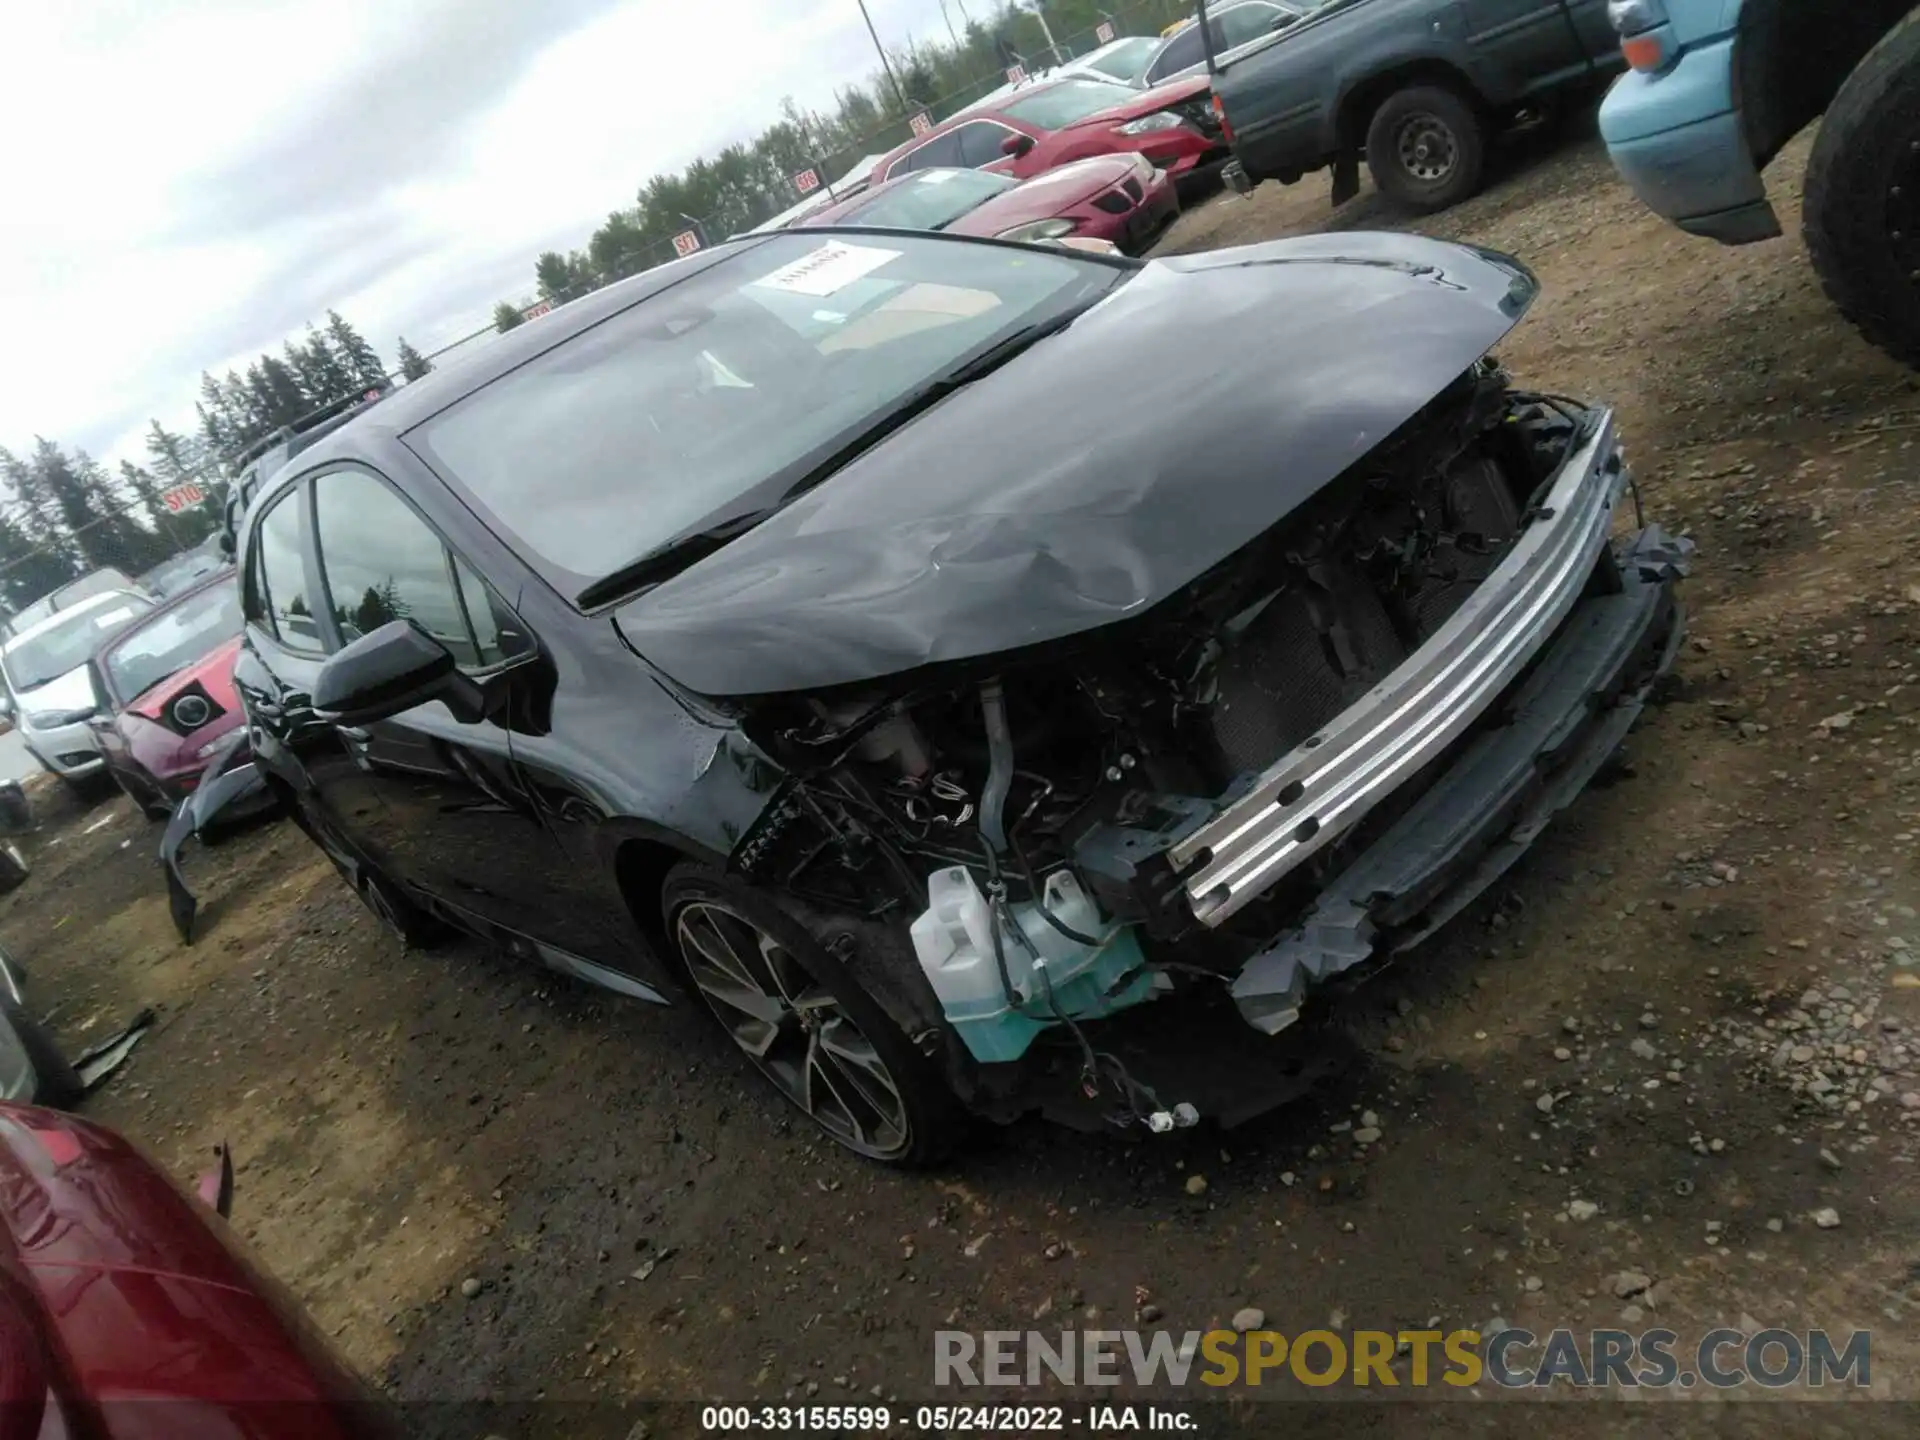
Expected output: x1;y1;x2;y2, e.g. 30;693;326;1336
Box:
1365;85;1487;213
1803;7;1920;369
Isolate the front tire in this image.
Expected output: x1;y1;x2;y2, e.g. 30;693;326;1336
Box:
1803;8;1920;369
1365;84;1486;213
662;864;959;1166
112;768;173;823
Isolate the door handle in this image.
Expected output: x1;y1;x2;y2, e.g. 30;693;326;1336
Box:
337;726;372;744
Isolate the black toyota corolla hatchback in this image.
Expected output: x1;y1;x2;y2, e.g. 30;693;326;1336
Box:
236;227;1687;1164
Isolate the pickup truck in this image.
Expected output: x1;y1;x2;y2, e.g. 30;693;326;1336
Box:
1207;0;1624;212
1598;0;1920;368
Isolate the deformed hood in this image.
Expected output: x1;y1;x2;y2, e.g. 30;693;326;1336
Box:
616;232;1538;696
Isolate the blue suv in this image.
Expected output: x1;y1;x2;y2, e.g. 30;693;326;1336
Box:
1598;0;1920;365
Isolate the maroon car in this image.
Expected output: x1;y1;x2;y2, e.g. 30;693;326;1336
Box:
801;156;1178;254
867;75;1224;190
0;1103;398;1436
86;573;245;818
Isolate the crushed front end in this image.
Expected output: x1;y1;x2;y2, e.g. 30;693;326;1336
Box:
729;362;1688;1131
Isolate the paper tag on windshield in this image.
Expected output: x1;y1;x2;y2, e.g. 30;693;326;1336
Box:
753;240;900;297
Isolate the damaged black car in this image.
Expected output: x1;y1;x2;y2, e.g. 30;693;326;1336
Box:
232;227;1687;1164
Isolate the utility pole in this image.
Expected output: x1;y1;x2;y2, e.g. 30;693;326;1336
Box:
856;0;911;110
937;0;959;47
1026;1;1062;63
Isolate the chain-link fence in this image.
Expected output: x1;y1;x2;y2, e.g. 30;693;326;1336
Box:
0;463;230;626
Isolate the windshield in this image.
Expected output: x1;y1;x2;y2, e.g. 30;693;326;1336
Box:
100;579;241;703
2;592;154;691
840;171;1019;230
409;231;1120;594
1001;78;1140;128
1081;36;1159;81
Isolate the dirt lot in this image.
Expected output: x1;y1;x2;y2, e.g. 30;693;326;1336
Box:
3;128;1917;1432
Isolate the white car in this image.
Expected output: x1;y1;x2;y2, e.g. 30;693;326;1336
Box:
0;590;156;786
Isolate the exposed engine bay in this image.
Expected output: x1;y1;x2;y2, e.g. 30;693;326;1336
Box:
727;361;1686;1127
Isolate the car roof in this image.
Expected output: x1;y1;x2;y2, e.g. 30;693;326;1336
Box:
0;588;147;654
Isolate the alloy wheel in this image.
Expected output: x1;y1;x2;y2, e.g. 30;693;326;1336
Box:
1396;113;1458;184
674;898;912;1160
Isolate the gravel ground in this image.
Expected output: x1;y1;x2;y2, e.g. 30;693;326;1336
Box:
1;126;1916;1434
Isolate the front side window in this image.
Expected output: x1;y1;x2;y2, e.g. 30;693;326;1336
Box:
408;231;1123;600
252;491;322;651
1000;79;1139;128
313;470;524;670
1218;2;1295;47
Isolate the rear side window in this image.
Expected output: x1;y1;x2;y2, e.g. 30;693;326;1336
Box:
312;469;528;671
953;121;1019;167
250;491;324;652
1145;26;1205;84
888;128;965;177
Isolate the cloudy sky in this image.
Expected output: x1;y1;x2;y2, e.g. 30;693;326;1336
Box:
0;0;965;470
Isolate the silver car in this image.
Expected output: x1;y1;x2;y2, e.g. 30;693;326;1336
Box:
0;591;155;785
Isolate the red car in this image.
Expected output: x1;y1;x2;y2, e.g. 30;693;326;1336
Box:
867;75;1224;190
0;1103;398;1436
802;155;1178;254
86;573;245;818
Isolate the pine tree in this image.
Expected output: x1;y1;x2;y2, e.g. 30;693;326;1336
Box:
195;402;228;461
299;324;355;403
197;373;236;456
0;505;73;610
396;337;432;381
257;353;311;422
119;460;173;531
493;301;526;333
325;310;387;389
145;421;199;484
2;443;68;549
283;338;329;408
535;252;574;303
224;370;269;446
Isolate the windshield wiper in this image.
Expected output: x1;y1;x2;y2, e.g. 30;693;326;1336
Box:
575;508;775;609
576;297;1103;610
771;299;1102;510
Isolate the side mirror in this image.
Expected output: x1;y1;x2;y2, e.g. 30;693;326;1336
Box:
217;529;236;560
1269;13;1294;30
312;620;483;726
1001;133;1036;158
